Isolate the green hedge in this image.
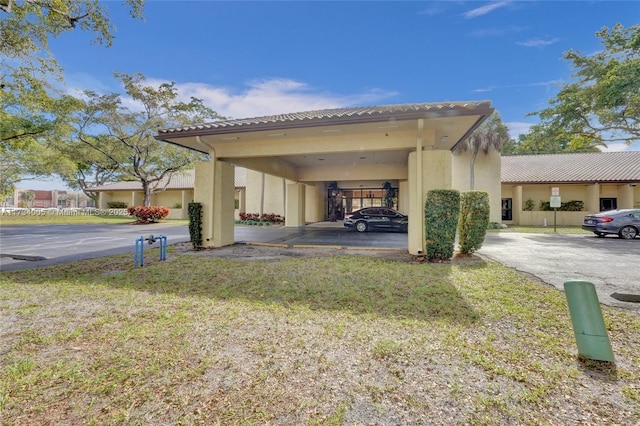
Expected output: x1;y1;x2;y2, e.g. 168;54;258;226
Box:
425;189;460;261
539;199;584;211
188;202;203;249
107;201;127;208
458;191;490;254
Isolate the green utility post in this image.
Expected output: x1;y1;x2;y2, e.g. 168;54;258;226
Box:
564;280;615;363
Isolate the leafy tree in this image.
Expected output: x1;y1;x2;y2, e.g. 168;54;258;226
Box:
501;137;519;156
20;189;35;207
534;23;640;146
453;111;509;188
1;0;144;107
1;0;144;195
70;72;222;206
53;138;123;203
504;122;605;155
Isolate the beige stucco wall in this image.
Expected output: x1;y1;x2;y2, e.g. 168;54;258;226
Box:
194;161;235;247
245;170;288;216
450;149;502;223
408;150;453;255
98;189;194;219
151;190;182;209
304;183;326;223
502;182;640;226
98;191;139;208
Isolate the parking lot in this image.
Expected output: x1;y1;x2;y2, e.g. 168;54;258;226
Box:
1;223;637;314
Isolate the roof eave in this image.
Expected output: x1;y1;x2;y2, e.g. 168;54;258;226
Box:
155;103;495;141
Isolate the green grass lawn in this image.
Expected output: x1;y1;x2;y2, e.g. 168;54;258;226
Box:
1;250;639;425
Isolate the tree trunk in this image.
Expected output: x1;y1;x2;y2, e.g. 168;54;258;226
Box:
469;148;479;190
142;180;151;206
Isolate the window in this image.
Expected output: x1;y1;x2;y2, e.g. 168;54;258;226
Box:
600;198;617;211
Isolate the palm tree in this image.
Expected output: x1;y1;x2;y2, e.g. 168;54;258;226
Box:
21;189;35;207
453;111;509;189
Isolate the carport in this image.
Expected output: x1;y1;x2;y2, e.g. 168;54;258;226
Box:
155;101;499;255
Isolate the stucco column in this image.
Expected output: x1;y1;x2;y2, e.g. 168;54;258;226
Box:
194;160;235;248
180;190;191;219
586;183;600;212
407;124;437;256
238;188;246;214
398;180;409;214
132;192;143;207
285;183;306;227
98;192;110;209
303;182;324;223
513;185;523;225
618;184;634;209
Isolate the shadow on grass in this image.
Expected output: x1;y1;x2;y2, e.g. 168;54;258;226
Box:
577;356;619;382
3;252;482;325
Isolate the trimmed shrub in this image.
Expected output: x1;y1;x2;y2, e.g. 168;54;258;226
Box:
539;199;584;211
188;202;203;249
238;212;285;224
127;206;170;223
107;201;127;208
425;189;460;261
458;191;490;254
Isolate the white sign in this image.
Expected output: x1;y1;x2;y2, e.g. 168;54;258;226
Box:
550;196;561;208
551;187;560;196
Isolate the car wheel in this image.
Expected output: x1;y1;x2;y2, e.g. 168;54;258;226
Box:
618;226;638;239
355;221;368;233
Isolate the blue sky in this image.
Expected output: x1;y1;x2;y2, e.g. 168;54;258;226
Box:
29;0;640;190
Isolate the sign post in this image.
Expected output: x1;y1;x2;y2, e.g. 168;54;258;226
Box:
550;187;561;233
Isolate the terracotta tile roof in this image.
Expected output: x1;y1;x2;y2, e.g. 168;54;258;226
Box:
158;101;493;136
91;168;247;191
502;152;640;184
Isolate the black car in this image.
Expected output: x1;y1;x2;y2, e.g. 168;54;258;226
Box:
343;207;408;233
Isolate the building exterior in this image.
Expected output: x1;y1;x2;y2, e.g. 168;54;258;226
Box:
155;101;500;255
91;169;247;219
501;152;640;226
12;189;61;208
9;189;94;209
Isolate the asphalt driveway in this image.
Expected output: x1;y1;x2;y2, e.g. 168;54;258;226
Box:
1;223;637;313
479;232;639;314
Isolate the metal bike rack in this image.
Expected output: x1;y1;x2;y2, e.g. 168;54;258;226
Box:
134;234;167;267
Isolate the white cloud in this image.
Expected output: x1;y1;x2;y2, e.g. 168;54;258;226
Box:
168;78;398;120
463;1;511;19
65;75;397;120
600;141;640;152
418;5;446;16
504;121;532;140
472;79;562;93
469;25;526;38
516;37;562;48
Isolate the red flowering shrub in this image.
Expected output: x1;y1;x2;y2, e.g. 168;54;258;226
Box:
238;212;284;224
127;206;170;223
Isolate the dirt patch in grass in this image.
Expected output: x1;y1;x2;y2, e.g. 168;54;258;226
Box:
173;242;486;266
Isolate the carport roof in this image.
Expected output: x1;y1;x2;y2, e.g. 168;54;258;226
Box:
157;101;493;137
502;151;640;184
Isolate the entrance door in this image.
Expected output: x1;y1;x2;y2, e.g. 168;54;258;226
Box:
501;198;512;221
341;187;398;214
